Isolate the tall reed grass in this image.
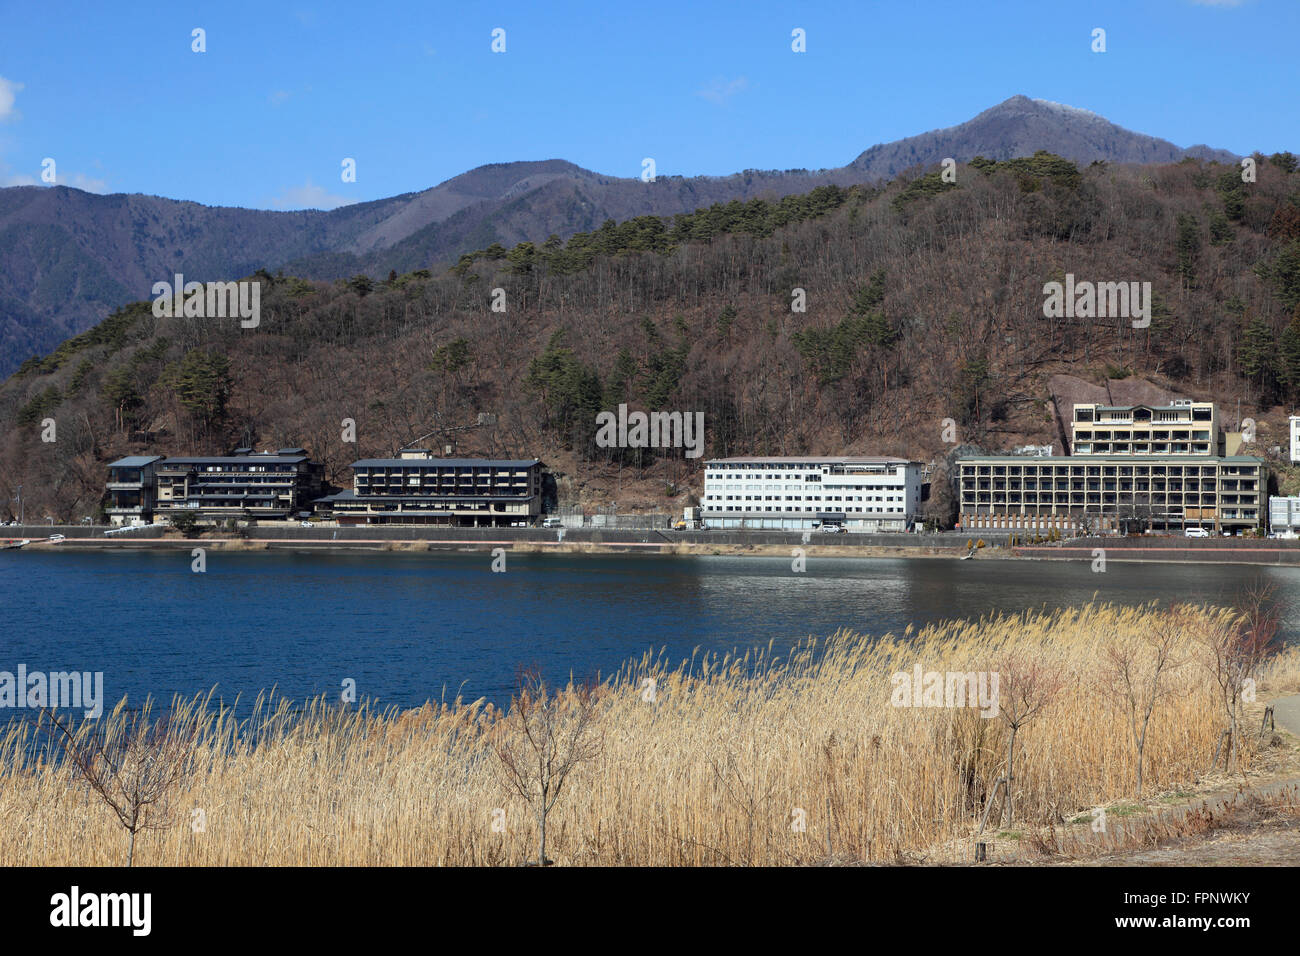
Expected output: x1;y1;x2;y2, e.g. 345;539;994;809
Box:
0;601;1292;865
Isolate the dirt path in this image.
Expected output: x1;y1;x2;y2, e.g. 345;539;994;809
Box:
1056;697;1300;865
960;695;1300;866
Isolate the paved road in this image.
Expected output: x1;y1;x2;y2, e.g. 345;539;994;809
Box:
1272;693;1300;737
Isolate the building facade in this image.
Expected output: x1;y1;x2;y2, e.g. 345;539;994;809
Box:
150;449;324;522
702;456;924;531
317;451;544;526
1070;400;1222;456
105;456;164;525
959;455;1263;533
958;401;1264;534
1291;415;1300;463
1269;496;1300;537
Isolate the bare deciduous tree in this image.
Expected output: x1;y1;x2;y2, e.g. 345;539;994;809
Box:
1103;609;1185;797
493;669;603;866
43;696;203;866
995;650;1064;826
1200;586;1279;771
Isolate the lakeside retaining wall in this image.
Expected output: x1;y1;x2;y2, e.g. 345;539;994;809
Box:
1015;536;1300;565
11;525;1300;563
5;524;999;549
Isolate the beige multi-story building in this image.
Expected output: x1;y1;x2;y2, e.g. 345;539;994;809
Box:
958;402;1265;534
1070;400;1223;456
959;455;1263;533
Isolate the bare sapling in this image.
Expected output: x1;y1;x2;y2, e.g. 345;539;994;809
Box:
493;669;603;866
1103;609;1184;797
42;696;203;866
994;649;1064;827
709;720;779;865
1201;587;1279;771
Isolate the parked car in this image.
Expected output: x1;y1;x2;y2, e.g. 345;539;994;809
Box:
821;523;846;534
48;533;66;543
541;517;562;528
1184;527;1210;538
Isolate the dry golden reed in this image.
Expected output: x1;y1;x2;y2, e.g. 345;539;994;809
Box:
0;601;1282;865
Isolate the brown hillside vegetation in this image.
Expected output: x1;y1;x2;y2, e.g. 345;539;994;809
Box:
1;153;1299;521
0;93;1243;376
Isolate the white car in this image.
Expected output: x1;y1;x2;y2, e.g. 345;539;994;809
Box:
1184;527;1210;538
48;533;66;543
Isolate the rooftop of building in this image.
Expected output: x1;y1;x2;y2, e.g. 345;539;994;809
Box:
1079;401;1211;411
106;455;165;468
157;454;310;466
351;458;542;468
316;490;537;503
705;456;916;466
958;454;1264;464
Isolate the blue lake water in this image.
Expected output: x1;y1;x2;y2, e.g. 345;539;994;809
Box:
2;550;1297;709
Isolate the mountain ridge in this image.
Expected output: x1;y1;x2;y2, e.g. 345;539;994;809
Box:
0;94;1247;375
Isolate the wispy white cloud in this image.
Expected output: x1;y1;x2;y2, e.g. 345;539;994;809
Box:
270;178;357;210
0;76;24;122
1;164;107;192
695;76;750;106
67;172;109;193
268;84;312;107
0;79;112;192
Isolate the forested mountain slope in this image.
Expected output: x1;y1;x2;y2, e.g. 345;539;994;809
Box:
0;95;1242;376
2;151;1298;522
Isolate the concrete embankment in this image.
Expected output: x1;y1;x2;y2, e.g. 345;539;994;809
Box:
6;525;1300;564
3;524;999;557
1014;536;1300;566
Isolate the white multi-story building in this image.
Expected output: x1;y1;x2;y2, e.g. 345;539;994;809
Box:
1291;415;1300;463
1269;496;1300;537
702;456;924;531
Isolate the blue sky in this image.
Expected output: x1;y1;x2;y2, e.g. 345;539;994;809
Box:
0;0;1294;209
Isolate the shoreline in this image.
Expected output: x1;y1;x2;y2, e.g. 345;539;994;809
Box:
8;533;1300;565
